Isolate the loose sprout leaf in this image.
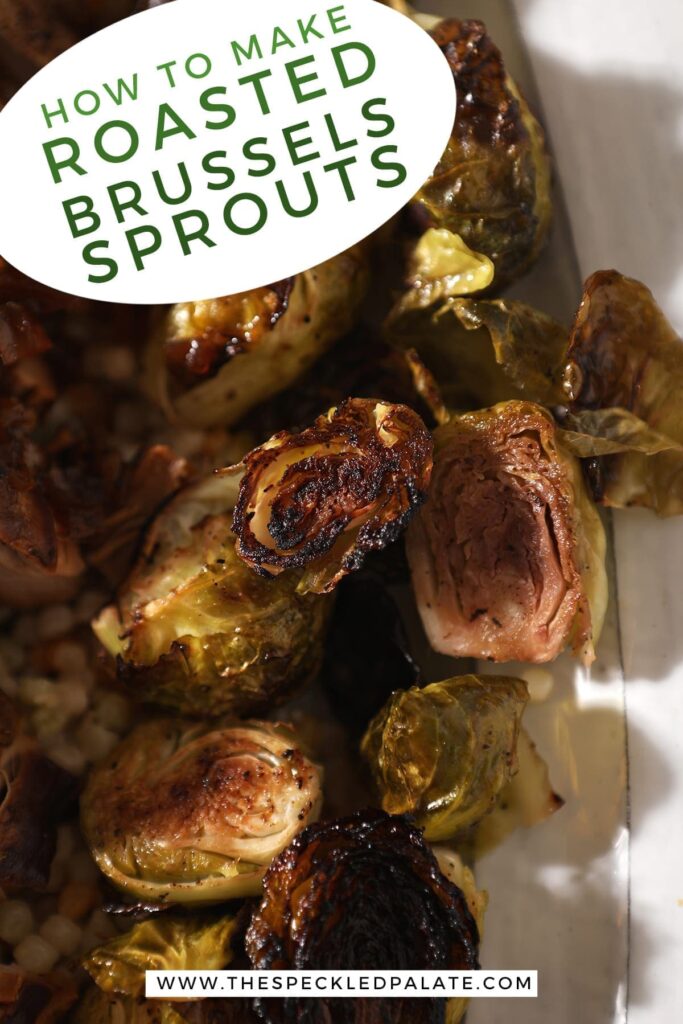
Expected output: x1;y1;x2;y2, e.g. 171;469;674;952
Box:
361;675;528;840
246;810;479;1024
564;269;683;515
80;718;323;904
406;401;607;664
0;694;77;892
145;248;369;429
411;18;552;289
473;728;565;858
232;397;433;595
391;229;495;317
92;470;330;717
84;915;238;998
387;295;568;412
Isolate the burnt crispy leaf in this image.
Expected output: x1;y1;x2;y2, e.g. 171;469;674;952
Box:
92;470;330;717
233;398;433;595
406;401;607;665
411;18;552;290
80;717;323;904
246;809;479;1024
563;270;683;515
388;294;568;412
84;914;238;997
146;249;368;429
560;407;683;458
0;694;77;892
361;675;528;840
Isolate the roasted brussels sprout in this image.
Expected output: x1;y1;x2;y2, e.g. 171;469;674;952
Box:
561;270;683;515
407;401;607;664
388;293;568;412
84;914;239;997
146;249;368;429
362;675;528;840
246;809;479;1024
0;966;77;1023
81;717;323;903
232;398;433;594
410;19;552;291
93;470;330;716
0;694;76;892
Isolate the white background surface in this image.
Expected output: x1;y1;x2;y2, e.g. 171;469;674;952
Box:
418;2;683;1021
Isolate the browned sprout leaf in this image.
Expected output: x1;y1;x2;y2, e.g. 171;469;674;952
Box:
146;249;368;429
406;401;607;664
233;398;433;594
74;985;258;1023
0;966;77;1023
410;18;552;290
246;809;479;1024
84;914;239;997
563;270;683;515
387;293;568;412
80;717;323;904
0;694;76;892
361;675;529;841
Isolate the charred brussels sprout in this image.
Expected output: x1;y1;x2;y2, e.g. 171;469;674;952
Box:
246;809;480;1024
0;694;76;892
561;270;683;515
411;19;552;290
407;401;607;664
92;471;330;717
146;249;368;429
81;718;323;904
84;914;239;997
362;675;528;840
232;398;433;594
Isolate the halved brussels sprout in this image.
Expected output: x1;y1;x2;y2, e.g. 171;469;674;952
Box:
387;293;568;412
92;470;330;717
410;18;552;291
146;248;368;429
84;914;238;997
232;398;433;594
246;809;479;1024
361;675;528;840
81;718;323;904
562;270;683;515
406;401;607;664
0;694;76;892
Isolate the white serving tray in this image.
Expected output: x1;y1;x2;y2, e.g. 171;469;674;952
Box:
415;2;683;1020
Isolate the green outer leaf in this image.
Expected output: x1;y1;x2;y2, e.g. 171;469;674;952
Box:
361;674;529;841
84;915;237;998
